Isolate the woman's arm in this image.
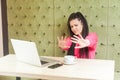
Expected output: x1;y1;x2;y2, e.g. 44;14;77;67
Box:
86;33;98;48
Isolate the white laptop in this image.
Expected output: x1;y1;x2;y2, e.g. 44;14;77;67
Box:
11;39;59;67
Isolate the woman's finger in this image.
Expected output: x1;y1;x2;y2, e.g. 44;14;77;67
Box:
73;35;79;39
57;37;60;41
71;40;78;44
78;34;83;39
71;37;78;41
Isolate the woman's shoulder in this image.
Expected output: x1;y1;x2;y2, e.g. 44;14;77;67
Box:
88;32;98;37
86;32;98;41
89;32;97;35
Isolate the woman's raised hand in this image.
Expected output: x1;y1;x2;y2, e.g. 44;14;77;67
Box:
57;36;70;49
71;34;90;48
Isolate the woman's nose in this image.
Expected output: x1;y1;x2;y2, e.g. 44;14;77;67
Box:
73;26;76;29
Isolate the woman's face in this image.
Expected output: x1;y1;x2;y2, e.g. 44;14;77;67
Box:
70;18;83;35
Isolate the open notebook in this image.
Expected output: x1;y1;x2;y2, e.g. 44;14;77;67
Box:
11;39;59;67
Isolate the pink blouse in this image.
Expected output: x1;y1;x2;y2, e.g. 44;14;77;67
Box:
63;32;98;59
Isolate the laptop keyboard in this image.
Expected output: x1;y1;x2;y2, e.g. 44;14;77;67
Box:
41;60;48;65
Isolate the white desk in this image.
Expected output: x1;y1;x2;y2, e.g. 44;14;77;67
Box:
0;54;114;80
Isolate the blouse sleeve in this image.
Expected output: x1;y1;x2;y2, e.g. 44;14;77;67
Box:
63;37;72;51
86;33;98;49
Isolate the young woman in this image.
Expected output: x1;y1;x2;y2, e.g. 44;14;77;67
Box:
57;12;98;59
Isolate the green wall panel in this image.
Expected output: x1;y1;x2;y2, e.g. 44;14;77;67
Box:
7;0;54;56
108;0;120;73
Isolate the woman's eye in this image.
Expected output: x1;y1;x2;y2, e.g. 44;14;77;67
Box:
75;24;78;26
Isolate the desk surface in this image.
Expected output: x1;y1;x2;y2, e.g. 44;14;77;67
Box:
0;54;114;80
